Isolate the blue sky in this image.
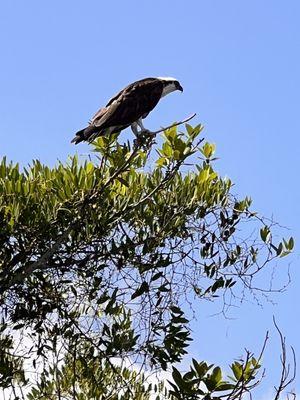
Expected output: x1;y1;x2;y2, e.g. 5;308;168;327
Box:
0;0;299;396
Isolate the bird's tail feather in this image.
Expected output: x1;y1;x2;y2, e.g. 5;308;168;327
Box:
71;125;101;144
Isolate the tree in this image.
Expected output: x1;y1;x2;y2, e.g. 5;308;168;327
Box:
0;121;295;399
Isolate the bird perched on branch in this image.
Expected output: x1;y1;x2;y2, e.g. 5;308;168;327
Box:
71;77;183;144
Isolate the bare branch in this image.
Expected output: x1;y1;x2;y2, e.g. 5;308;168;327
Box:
151;112;197;135
273;317;296;400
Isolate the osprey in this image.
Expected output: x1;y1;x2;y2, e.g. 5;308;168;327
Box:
71;77;183;144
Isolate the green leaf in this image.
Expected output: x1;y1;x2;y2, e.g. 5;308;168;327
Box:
170;305;182;314
131;282;149;300
211;366;222;383
215;382;236;391
288;237;294;250
260;226;270;242
231;362;243;381
185;124;194;135
201;142;216;159
192;359;211;379
156;157;168;167
211;278;225;292
276;242;283;256
162;142;173;157
205;366;222;390
185;123;203;139
164;126;177;141
151;272;163;281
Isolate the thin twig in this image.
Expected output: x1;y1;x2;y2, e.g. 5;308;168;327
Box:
273;316;296;400
150;113;197;135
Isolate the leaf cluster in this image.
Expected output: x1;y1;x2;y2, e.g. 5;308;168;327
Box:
168;355;262;400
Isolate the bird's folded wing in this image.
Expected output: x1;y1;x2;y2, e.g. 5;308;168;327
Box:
89;78;162;129
90;98;122;128
90;107;108;126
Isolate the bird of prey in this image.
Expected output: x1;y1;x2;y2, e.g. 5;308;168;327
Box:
71;77;183;144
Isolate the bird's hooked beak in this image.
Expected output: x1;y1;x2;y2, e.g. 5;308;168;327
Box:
177;83;183;92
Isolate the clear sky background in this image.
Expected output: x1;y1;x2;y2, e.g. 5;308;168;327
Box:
0;0;299;397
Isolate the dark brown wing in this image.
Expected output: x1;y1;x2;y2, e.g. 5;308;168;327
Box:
90;78;163;130
105;77;158;106
90;106;108;126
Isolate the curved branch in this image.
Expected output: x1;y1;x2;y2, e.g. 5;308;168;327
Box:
151;112;197;135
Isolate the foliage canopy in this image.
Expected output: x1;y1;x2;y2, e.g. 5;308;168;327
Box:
0;123;294;398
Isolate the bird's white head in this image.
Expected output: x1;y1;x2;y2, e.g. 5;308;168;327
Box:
157;77;183;97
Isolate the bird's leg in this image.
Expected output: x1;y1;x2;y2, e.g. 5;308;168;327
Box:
132;119;155;148
131;119;151;136
131;122;140;137
136;118;147;132
137;118;153;135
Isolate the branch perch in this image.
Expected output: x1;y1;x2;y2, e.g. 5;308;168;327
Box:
134;112;197;147
151;112;197;135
